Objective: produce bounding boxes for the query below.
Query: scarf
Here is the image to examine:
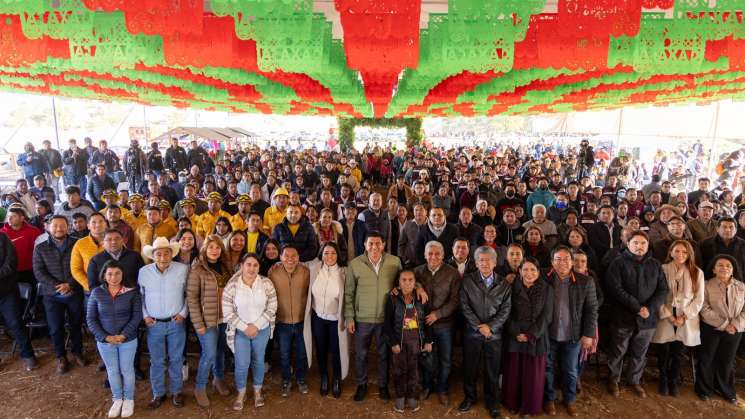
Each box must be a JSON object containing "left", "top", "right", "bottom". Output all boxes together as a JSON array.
[{"left": 428, "top": 221, "right": 445, "bottom": 238}]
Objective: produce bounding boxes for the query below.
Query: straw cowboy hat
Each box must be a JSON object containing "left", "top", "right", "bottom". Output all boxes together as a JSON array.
[{"left": 142, "top": 236, "right": 180, "bottom": 260}]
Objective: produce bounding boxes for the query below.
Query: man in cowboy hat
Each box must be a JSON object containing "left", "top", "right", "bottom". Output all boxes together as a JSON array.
[
  {"left": 195, "top": 192, "right": 231, "bottom": 238},
  {"left": 138, "top": 236, "right": 188, "bottom": 409},
  {"left": 229, "top": 194, "right": 252, "bottom": 231},
  {"left": 125, "top": 194, "right": 147, "bottom": 232},
  {"left": 133, "top": 206, "right": 178, "bottom": 263},
  {"left": 263, "top": 187, "right": 290, "bottom": 234}
]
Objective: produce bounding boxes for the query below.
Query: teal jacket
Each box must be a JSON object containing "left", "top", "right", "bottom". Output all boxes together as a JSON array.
[{"left": 344, "top": 252, "right": 402, "bottom": 324}]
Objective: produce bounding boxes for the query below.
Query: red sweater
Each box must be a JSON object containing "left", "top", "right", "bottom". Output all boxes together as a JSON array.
[{"left": 0, "top": 222, "right": 41, "bottom": 272}]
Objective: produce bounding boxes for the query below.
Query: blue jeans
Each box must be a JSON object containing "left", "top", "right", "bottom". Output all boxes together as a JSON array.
[
  {"left": 98, "top": 339, "right": 137, "bottom": 401},
  {"left": 545, "top": 339, "right": 582, "bottom": 404},
  {"left": 423, "top": 326, "right": 453, "bottom": 394},
  {"left": 275, "top": 322, "right": 308, "bottom": 382},
  {"left": 195, "top": 323, "right": 227, "bottom": 390},
  {"left": 146, "top": 320, "right": 185, "bottom": 397},
  {"left": 234, "top": 327, "right": 270, "bottom": 391}
]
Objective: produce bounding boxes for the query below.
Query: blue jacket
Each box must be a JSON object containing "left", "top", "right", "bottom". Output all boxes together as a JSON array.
[
  {"left": 86, "top": 284, "right": 143, "bottom": 343},
  {"left": 526, "top": 188, "right": 556, "bottom": 217},
  {"left": 16, "top": 151, "right": 49, "bottom": 178},
  {"left": 271, "top": 217, "right": 319, "bottom": 262}
]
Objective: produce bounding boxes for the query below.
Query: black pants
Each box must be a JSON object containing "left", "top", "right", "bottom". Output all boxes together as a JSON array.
[
  {"left": 656, "top": 341, "right": 684, "bottom": 385},
  {"left": 696, "top": 323, "right": 742, "bottom": 400},
  {"left": 311, "top": 311, "right": 341, "bottom": 380},
  {"left": 463, "top": 334, "right": 502, "bottom": 409},
  {"left": 42, "top": 293, "right": 84, "bottom": 358}
]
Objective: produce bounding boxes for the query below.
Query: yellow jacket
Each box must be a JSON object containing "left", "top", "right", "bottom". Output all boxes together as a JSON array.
[
  {"left": 195, "top": 210, "right": 231, "bottom": 238},
  {"left": 70, "top": 236, "right": 104, "bottom": 291},
  {"left": 133, "top": 222, "right": 178, "bottom": 262},
  {"left": 263, "top": 205, "right": 286, "bottom": 235},
  {"left": 163, "top": 216, "right": 178, "bottom": 232},
  {"left": 100, "top": 206, "right": 131, "bottom": 220},
  {"left": 350, "top": 167, "right": 363, "bottom": 183},
  {"left": 230, "top": 212, "right": 249, "bottom": 232},
  {"left": 125, "top": 211, "right": 147, "bottom": 232}
]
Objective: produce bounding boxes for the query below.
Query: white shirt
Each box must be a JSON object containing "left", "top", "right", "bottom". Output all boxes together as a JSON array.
[
  {"left": 312, "top": 264, "right": 341, "bottom": 321},
  {"left": 235, "top": 277, "right": 269, "bottom": 327},
  {"left": 368, "top": 256, "right": 383, "bottom": 275}
]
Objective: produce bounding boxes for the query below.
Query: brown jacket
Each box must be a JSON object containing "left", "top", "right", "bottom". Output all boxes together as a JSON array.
[
  {"left": 187, "top": 258, "right": 231, "bottom": 331},
  {"left": 413, "top": 263, "right": 462, "bottom": 328},
  {"left": 268, "top": 263, "right": 310, "bottom": 324}
]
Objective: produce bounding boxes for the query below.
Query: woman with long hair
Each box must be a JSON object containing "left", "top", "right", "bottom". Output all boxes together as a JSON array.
[
  {"left": 173, "top": 228, "right": 199, "bottom": 265},
  {"left": 651, "top": 240, "right": 705, "bottom": 397},
  {"left": 223, "top": 253, "right": 277, "bottom": 410},
  {"left": 522, "top": 226, "right": 551, "bottom": 268},
  {"left": 696, "top": 254, "right": 745, "bottom": 404},
  {"left": 226, "top": 230, "right": 248, "bottom": 271},
  {"left": 212, "top": 216, "right": 233, "bottom": 248},
  {"left": 259, "top": 239, "right": 281, "bottom": 277},
  {"left": 303, "top": 242, "right": 349, "bottom": 398},
  {"left": 503, "top": 257, "right": 554, "bottom": 417},
  {"left": 187, "top": 235, "right": 234, "bottom": 407}
]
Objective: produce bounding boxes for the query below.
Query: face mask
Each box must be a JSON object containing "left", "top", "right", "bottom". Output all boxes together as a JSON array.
[
  {"left": 506, "top": 190, "right": 515, "bottom": 197},
  {"left": 556, "top": 201, "right": 567, "bottom": 209},
  {"left": 617, "top": 191, "right": 626, "bottom": 199}
]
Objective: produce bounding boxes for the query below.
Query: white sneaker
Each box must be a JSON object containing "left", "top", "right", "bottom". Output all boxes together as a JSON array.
[
  {"left": 108, "top": 400, "right": 122, "bottom": 418},
  {"left": 182, "top": 364, "right": 189, "bottom": 381},
  {"left": 120, "top": 400, "right": 134, "bottom": 418}
]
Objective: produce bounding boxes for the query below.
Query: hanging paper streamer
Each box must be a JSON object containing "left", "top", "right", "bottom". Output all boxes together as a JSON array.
[{"left": 1, "top": 0, "right": 745, "bottom": 116}]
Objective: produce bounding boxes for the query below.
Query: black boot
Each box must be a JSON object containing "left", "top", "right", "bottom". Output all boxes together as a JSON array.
[
  {"left": 332, "top": 378, "right": 342, "bottom": 398},
  {"left": 668, "top": 379, "right": 679, "bottom": 397},
  {"left": 657, "top": 378, "right": 668, "bottom": 396},
  {"left": 353, "top": 384, "right": 367, "bottom": 402},
  {"left": 319, "top": 375, "right": 329, "bottom": 396}
]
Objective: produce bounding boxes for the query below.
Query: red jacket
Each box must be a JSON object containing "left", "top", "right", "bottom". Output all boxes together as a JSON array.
[{"left": 0, "top": 222, "right": 41, "bottom": 272}]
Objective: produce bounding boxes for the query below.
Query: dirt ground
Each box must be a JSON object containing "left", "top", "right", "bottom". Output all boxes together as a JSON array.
[{"left": 0, "top": 335, "right": 743, "bottom": 419}]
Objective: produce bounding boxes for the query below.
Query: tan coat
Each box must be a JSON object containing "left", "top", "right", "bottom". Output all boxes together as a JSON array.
[
  {"left": 187, "top": 258, "right": 230, "bottom": 331},
  {"left": 303, "top": 260, "right": 350, "bottom": 379},
  {"left": 268, "top": 262, "right": 310, "bottom": 324},
  {"left": 652, "top": 263, "right": 705, "bottom": 346}
]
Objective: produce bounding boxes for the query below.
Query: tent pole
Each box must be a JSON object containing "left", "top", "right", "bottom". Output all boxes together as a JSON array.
[
  {"left": 708, "top": 101, "right": 721, "bottom": 178},
  {"left": 616, "top": 107, "right": 623, "bottom": 153},
  {"left": 52, "top": 96, "right": 61, "bottom": 149}
]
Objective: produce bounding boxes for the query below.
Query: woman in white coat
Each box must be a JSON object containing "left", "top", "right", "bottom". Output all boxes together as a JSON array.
[
  {"left": 652, "top": 240, "right": 705, "bottom": 397},
  {"left": 303, "top": 242, "right": 349, "bottom": 398}
]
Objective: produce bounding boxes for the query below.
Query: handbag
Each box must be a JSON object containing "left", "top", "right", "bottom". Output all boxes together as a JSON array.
[{"left": 419, "top": 349, "right": 436, "bottom": 376}]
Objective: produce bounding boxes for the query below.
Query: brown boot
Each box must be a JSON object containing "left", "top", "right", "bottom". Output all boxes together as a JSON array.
[
  {"left": 566, "top": 402, "right": 578, "bottom": 417},
  {"left": 213, "top": 378, "right": 231, "bottom": 396},
  {"left": 543, "top": 400, "right": 556, "bottom": 416},
  {"left": 72, "top": 353, "right": 88, "bottom": 367},
  {"left": 194, "top": 389, "right": 210, "bottom": 407},
  {"left": 607, "top": 381, "right": 620, "bottom": 397}
]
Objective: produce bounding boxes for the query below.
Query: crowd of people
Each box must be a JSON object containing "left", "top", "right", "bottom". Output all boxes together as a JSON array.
[{"left": 0, "top": 135, "right": 744, "bottom": 418}]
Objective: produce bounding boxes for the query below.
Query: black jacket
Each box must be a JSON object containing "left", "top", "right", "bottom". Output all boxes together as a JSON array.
[
  {"left": 271, "top": 218, "right": 319, "bottom": 262},
  {"left": 165, "top": 145, "right": 188, "bottom": 172},
  {"left": 586, "top": 221, "right": 622, "bottom": 260},
  {"left": 497, "top": 223, "right": 524, "bottom": 246},
  {"left": 87, "top": 249, "right": 145, "bottom": 290},
  {"left": 446, "top": 256, "right": 478, "bottom": 278},
  {"left": 87, "top": 174, "right": 116, "bottom": 206},
  {"left": 382, "top": 292, "right": 432, "bottom": 347},
  {"left": 698, "top": 235, "right": 745, "bottom": 278},
  {"left": 414, "top": 223, "right": 459, "bottom": 266},
  {"left": 507, "top": 278, "right": 554, "bottom": 356},
  {"left": 32, "top": 235, "right": 81, "bottom": 296},
  {"left": 457, "top": 222, "right": 484, "bottom": 248},
  {"left": 62, "top": 148, "right": 89, "bottom": 177},
  {"left": 0, "top": 232, "right": 17, "bottom": 296},
  {"left": 459, "top": 271, "right": 512, "bottom": 341},
  {"left": 545, "top": 270, "right": 599, "bottom": 340},
  {"left": 604, "top": 250, "right": 668, "bottom": 330}
]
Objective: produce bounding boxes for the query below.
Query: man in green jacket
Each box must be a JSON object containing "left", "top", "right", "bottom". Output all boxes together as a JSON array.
[{"left": 344, "top": 231, "right": 402, "bottom": 402}]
